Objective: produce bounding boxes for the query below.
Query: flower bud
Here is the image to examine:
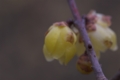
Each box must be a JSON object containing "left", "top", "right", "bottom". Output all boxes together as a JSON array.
[
  {"left": 43, "top": 22, "right": 77, "bottom": 65},
  {"left": 76, "top": 52, "right": 93, "bottom": 74}
]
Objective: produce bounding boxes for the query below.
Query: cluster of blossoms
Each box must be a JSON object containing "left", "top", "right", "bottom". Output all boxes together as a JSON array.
[{"left": 43, "top": 11, "right": 118, "bottom": 74}]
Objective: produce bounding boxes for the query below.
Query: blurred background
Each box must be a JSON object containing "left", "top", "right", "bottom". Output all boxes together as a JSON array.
[{"left": 0, "top": 0, "right": 120, "bottom": 80}]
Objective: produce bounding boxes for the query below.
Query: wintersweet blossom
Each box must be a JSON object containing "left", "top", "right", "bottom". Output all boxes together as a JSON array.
[
  {"left": 76, "top": 11, "right": 118, "bottom": 57},
  {"left": 76, "top": 11, "right": 118, "bottom": 74},
  {"left": 43, "top": 22, "right": 77, "bottom": 65},
  {"left": 43, "top": 11, "right": 118, "bottom": 74}
]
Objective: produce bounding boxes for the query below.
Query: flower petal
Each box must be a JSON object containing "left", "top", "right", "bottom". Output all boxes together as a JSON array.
[
  {"left": 75, "top": 34, "right": 85, "bottom": 56},
  {"left": 52, "top": 27, "right": 70, "bottom": 59},
  {"left": 58, "top": 44, "right": 76, "bottom": 65},
  {"left": 104, "top": 28, "right": 118, "bottom": 51},
  {"left": 43, "top": 45, "right": 54, "bottom": 61},
  {"left": 76, "top": 42, "right": 85, "bottom": 56},
  {"left": 45, "top": 26, "right": 61, "bottom": 54},
  {"left": 64, "top": 44, "right": 76, "bottom": 65},
  {"left": 88, "top": 24, "right": 110, "bottom": 52}
]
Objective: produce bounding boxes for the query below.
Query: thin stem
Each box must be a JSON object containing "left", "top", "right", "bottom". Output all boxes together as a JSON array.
[{"left": 67, "top": 0, "right": 108, "bottom": 80}]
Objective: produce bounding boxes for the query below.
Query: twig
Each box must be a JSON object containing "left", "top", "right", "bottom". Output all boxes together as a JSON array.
[
  {"left": 67, "top": 0, "right": 108, "bottom": 80},
  {"left": 111, "top": 70, "right": 120, "bottom": 80}
]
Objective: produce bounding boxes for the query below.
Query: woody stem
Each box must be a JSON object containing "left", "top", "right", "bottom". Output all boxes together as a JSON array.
[{"left": 67, "top": 0, "right": 108, "bottom": 80}]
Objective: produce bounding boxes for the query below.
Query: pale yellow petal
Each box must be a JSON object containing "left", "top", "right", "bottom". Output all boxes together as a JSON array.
[
  {"left": 88, "top": 24, "right": 110, "bottom": 52},
  {"left": 45, "top": 26, "right": 61, "bottom": 54},
  {"left": 96, "top": 14, "right": 110, "bottom": 28},
  {"left": 52, "top": 27, "right": 69, "bottom": 59},
  {"left": 58, "top": 55, "right": 65, "bottom": 65},
  {"left": 75, "top": 34, "right": 85, "bottom": 56},
  {"left": 43, "top": 45, "right": 54, "bottom": 62},
  {"left": 90, "top": 35, "right": 106, "bottom": 52},
  {"left": 64, "top": 44, "right": 76, "bottom": 65},
  {"left": 105, "top": 28, "right": 118, "bottom": 51},
  {"left": 58, "top": 27, "right": 77, "bottom": 65},
  {"left": 58, "top": 44, "right": 76, "bottom": 65},
  {"left": 76, "top": 42, "right": 85, "bottom": 56}
]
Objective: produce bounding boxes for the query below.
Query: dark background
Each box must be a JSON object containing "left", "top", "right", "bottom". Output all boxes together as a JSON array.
[{"left": 0, "top": 0, "right": 120, "bottom": 80}]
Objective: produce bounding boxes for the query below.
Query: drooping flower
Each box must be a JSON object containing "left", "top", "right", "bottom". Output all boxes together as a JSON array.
[
  {"left": 75, "top": 11, "right": 118, "bottom": 74},
  {"left": 43, "top": 11, "right": 118, "bottom": 74},
  {"left": 76, "top": 11, "right": 118, "bottom": 57},
  {"left": 43, "top": 22, "right": 77, "bottom": 65}
]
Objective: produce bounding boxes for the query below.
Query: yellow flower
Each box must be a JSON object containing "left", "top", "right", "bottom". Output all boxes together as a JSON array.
[
  {"left": 88, "top": 24, "right": 118, "bottom": 51},
  {"left": 43, "top": 22, "right": 77, "bottom": 65},
  {"left": 73, "top": 11, "right": 118, "bottom": 74},
  {"left": 88, "top": 11, "right": 118, "bottom": 51},
  {"left": 76, "top": 11, "right": 118, "bottom": 58}
]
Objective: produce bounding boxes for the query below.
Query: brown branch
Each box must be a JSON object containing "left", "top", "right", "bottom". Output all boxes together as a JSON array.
[{"left": 67, "top": 0, "right": 108, "bottom": 80}]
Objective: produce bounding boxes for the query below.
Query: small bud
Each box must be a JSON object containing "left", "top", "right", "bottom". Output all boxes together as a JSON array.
[{"left": 76, "top": 52, "right": 93, "bottom": 74}]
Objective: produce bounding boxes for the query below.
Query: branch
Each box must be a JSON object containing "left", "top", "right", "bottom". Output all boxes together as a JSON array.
[
  {"left": 111, "top": 70, "right": 120, "bottom": 80},
  {"left": 67, "top": 0, "right": 108, "bottom": 80}
]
